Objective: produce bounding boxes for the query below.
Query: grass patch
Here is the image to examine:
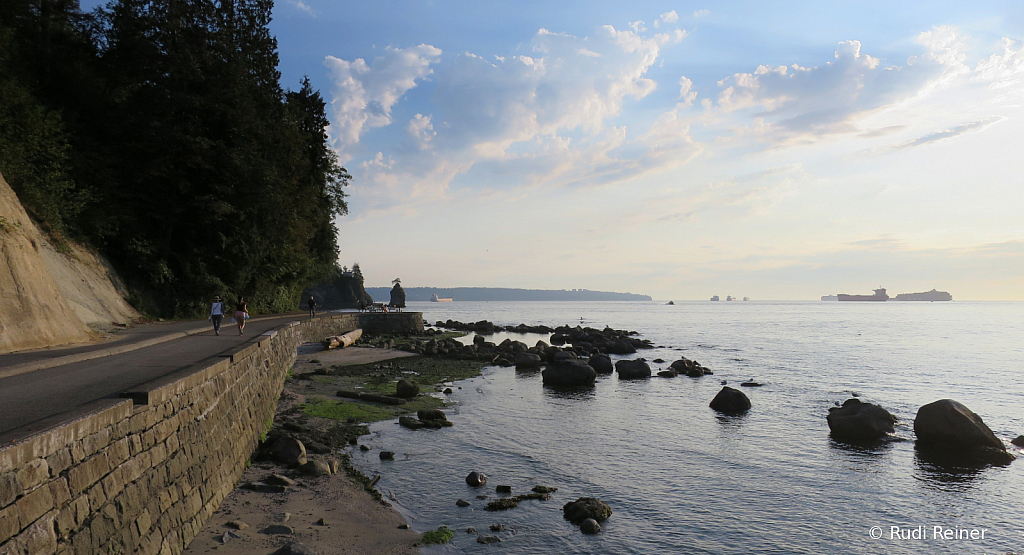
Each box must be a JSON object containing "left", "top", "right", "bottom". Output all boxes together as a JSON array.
[
  {"left": 299, "top": 395, "right": 445, "bottom": 424},
  {"left": 421, "top": 526, "right": 454, "bottom": 545}
]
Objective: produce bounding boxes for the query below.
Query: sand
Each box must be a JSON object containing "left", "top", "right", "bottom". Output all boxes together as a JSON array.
[{"left": 183, "top": 344, "right": 422, "bottom": 555}]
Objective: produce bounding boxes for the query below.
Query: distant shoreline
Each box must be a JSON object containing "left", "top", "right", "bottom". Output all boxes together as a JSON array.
[{"left": 365, "top": 286, "right": 652, "bottom": 302}]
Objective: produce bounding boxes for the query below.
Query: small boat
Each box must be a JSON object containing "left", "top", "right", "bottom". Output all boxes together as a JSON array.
[
  {"left": 710, "top": 295, "right": 720, "bottom": 301},
  {"left": 743, "top": 297, "right": 749, "bottom": 301},
  {"left": 726, "top": 296, "right": 735, "bottom": 301},
  {"left": 666, "top": 301, "right": 675, "bottom": 305},
  {"left": 430, "top": 294, "right": 453, "bottom": 302}
]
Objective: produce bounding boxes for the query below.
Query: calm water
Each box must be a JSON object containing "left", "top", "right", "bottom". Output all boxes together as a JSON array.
[{"left": 347, "top": 301, "right": 1024, "bottom": 554}]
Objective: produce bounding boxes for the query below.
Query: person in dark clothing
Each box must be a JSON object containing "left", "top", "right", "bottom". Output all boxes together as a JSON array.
[
  {"left": 234, "top": 297, "right": 248, "bottom": 335},
  {"left": 307, "top": 296, "right": 317, "bottom": 318}
]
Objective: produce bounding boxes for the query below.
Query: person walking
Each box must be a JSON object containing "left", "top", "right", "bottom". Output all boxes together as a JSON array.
[
  {"left": 234, "top": 296, "right": 249, "bottom": 335},
  {"left": 307, "top": 295, "right": 317, "bottom": 318},
  {"left": 209, "top": 296, "right": 224, "bottom": 335}
]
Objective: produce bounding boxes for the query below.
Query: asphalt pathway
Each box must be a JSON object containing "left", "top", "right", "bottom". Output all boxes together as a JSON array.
[{"left": 0, "top": 313, "right": 315, "bottom": 440}]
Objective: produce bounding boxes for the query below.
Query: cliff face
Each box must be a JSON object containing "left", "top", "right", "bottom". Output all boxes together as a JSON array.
[
  {"left": 301, "top": 274, "right": 374, "bottom": 309},
  {"left": 0, "top": 172, "right": 138, "bottom": 354}
]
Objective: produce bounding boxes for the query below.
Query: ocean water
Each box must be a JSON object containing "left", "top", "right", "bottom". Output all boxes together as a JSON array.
[{"left": 346, "top": 301, "right": 1024, "bottom": 554}]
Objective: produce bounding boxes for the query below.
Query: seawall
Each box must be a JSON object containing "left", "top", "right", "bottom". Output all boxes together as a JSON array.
[{"left": 0, "top": 312, "right": 422, "bottom": 555}]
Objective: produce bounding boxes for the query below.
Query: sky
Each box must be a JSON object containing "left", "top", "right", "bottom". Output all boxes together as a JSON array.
[{"left": 89, "top": 0, "right": 1024, "bottom": 300}]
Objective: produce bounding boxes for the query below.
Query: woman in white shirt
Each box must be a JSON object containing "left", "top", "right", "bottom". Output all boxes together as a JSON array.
[{"left": 209, "top": 296, "right": 224, "bottom": 335}]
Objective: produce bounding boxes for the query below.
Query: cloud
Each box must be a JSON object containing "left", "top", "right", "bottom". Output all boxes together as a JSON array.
[
  {"left": 653, "top": 10, "right": 678, "bottom": 28},
  {"left": 870, "top": 116, "right": 1005, "bottom": 154},
  {"left": 289, "top": 0, "right": 315, "bottom": 16},
  {"left": 693, "top": 9, "right": 710, "bottom": 18},
  {"left": 323, "top": 45, "right": 442, "bottom": 153}
]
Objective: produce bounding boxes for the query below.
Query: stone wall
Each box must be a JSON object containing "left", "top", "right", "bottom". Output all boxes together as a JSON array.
[{"left": 0, "top": 312, "right": 421, "bottom": 555}]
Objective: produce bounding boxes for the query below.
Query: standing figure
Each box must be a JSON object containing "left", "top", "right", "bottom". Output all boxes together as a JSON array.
[
  {"left": 235, "top": 296, "right": 249, "bottom": 335},
  {"left": 307, "top": 295, "right": 317, "bottom": 318},
  {"left": 209, "top": 296, "right": 224, "bottom": 335}
]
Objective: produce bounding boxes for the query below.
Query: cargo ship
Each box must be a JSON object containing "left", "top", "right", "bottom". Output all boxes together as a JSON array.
[
  {"left": 838, "top": 288, "right": 888, "bottom": 302},
  {"left": 430, "top": 294, "right": 453, "bottom": 302},
  {"left": 892, "top": 289, "right": 952, "bottom": 301},
  {"left": 710, "top": 295, "right": 720, "bottom": 301},
  {"left": 821, "top": 295, "right": 838, "bottom": 301}
]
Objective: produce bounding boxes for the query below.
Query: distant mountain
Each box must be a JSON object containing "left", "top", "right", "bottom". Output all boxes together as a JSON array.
[{"left": 363, "top": 287, "right": 652, "bottom": 302}]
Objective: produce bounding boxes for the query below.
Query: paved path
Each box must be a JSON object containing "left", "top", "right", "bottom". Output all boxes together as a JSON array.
[{"left": 0, "top": 313, "right": 317, "bottom": 440}]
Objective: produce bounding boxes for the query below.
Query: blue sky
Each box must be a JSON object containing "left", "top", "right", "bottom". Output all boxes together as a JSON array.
[{"left": 85, "top": 0, "right": 1024, "bottom": 299}]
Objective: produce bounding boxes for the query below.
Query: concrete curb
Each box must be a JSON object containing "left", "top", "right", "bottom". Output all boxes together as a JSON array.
[{"left": 0, "top": 314, "right": 304, "bottom": 380}]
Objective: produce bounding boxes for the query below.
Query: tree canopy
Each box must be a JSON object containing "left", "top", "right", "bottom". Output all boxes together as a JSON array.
[{"left": 0, "top": 0, "right": 349, "bottom": 317}]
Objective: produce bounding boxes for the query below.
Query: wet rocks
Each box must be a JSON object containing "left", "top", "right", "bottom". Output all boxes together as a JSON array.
[
  {"left": 477, "top": 535, "right": 501, "bottom": 544},
  {"left": 395, "top": 379, "right": 419, "bottom": 398},
  {"left": 270, "top": 543, "right": 317, "bottom": 555},
  {"left": 914, "top": 399, "right": 1013, "bottom": 464},
  {"left": 298, "top": 460, "right": 332, "bottom": 477},
  {"left": 1012, "top": 435, "right": 1024, "bottom": 447},
  {"left": 485, "top": 498, "right": 519, "bottom": 511},
  {"left": 670, "top": 358, "right": 712, "bottom": 377},
  {"left": 657, "top": 370, "right": 678, "bottom": 378},
  {"left": 514, "top": 352, "right": 543, "bottom": 369},
  {"left": 580, "top": 518, "right": 602, "bottom": 534},
  {"left": 541, "top": 361, "right": 597, "bottom": 387},
  {"left": 495, "top": 485, "right": 512, "bottom": 494},
  {"left": 563, "top": 497, "right": 612, "bottom": 523},
  {"left": 466, "top": 471, "right": 488, "bottom": 487},
  {"left": 268, "top": 437, "right": 307, "bottom": 466},
  {"left": 826, "top": 399, "right": 897, "bottom": 441},
  {"left": 532, "top": 485, "right": 557, "bottom": 493},
  {"left": 379, "top": 451, "right": 395, "bottom": 461},
  {"left": 456, "top": 499, "right": 471, "bottom": 507},
  {"left": 399, "top": 410, "right": 452, "bottom": 430},
  {"left": 615, "top": 359, "right": 651, "bottom": 380},
  {"left": 588, "top": 354, "right": 613, "bottom": 374},
  {"left": 709, "top": 387, "right": 751, "bottom": 414}
]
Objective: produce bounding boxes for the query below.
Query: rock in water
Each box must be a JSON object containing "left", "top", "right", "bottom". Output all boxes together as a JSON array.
[
  {"left": 456, "top": 499, "right": 471, "bottom": 507},
  {"left": 379, "top": 451, "right": 395, "bottom": 461},
  {"left": 914, "top": 399, "right": 1013, "bottom": 464},
  {"left": 541, "top": 361, "right": 597, "bottom": 387},
  {"left": 826, "top": 399, "right": 896, "bottom": 440},
  {"left": 563, "top": 497, "right": 612, "bottom": 523},
  {"left": 580, "top": 518, "right": 602, "bottom": 534},
  {"left": 588, "top": 354, "right": 613, "bottom": 374},
  {"left": 709, "top": 387, "right": 751, "bottom": 414},
  {"left": 395, "top": 379, "right": 419, "bottom": 398},
  {"left": 1012, "top": 435, "right": 1024, "bottom": 447},
  {"left": 477, "top": 535, "right": 501, "bottom": 544},
  {"left": 466, "top": 471, "right": 488, "bottom": 487},
  {"left": 615, "top": 359, "right": 652, "bottom": 380},
  {"left": 514, "top": 352, "right": 543, "bottom": 369}
]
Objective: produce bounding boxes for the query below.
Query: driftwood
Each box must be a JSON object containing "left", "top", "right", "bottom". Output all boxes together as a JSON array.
[
  {"left": 322, "top": 328, "right": 362, "bottom": 350},
  {"left": 336, "top": 390, "right": 407, "bottom": 405}
]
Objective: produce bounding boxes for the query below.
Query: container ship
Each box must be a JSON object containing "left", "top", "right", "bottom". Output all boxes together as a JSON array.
[
  {"left": 892, "top": 289, "right": 952, "bottom": 301},
  {"left": 838, "top": 288, "right": 888, "bottom": 302},
  {"left": 430, "top": 294, "right": 453, "bottom": 302}
]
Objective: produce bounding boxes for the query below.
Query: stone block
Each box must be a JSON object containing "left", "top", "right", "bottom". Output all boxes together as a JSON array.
[
  {"left": 100, "top": 466, "right": 124, "bottom": 500},
  {"left": 45, "top": 449, "right": 73, "bottom": 478},
  {"left": 14, "top": 460, "right": 49, "bottom": 493},
  {"left": 70, "top": 526, "right": 91, "bottom": 555},
  {"left": 0, "top": 503, "right": 21, "bottom": 544},
  {"left": 85, "top": 484, "right": 106, "bottom": 513},
  {"left": 21, "top": 510, "right": 58, "bottom": 555},
  {"left": 107, "top": 439, "right": 130, "bottom": 468},
  {"left": 47, "top": 478, "right": 71, "bottom": 507},
  {"left": 15, "top": 482, "right": 55, "bottom": 525},
  {"left": 67, "top": 453, "right": 109, "bottom": 496},
  {"left": 81, "top": 428, "right": 111, "bottom": 458},
  {"left": 0, "top": 473, "right": 21, "bottom": 507}
]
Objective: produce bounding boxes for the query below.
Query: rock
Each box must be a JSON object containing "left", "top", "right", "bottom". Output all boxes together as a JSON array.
[
  {"left": 466, "top": 471, "right": 488, "bottom": 487},
  {"left": 477, "top": 535, "right": 501, "bottom": 544},
  {"left": 379, "top": 451, "right": 395, "bottom": 461},
  {"left": 515, "top": 352, "right": 543, "bottom": 369},
  {"left": 225, "top": 520, "right": 249, "bottom": 530},
  {"left": 456, "top": 499, "right": 471, "bottom": 507},
  {"left": 740, "top": 381, "right": 762, "bottom": 387},
  {"left": 489, "top": 524, "right": 504, "bottom": 531},
  {"left": 395, "top": 379, "right": 419, "bottom": 398},
  {"left": 709, "top": 387, "right": 751, "bottom": 414},
  {"left": 398, "top": 524, "right": 410, "bottom": 530},
  {"left": 265, "top": 474, "right": 297, "bottom": 486},
  {"left": 242, "top": 483, "right": 288, "bottom": 493},
  {"left": 329, "top": 459, "right": 340, "bottom": 474},
  {"left": 563, "top": 497, "right": 612, "bottom": 523},
  {"left": 261, "top": 524, "right": 294, "bottom": 535},
  {"left": 399, "top": 416, "right": 426, "bottom": 429},
  {"left": 606, "top": 339, "right": 636, "bottom": 355},
  {"left": 298, "top": 460, "right": 332, "bottom": 477},
  {"left": 826, "top": 399, "right": 896, "bottom": 440},
  {"left": 218, "top": 531, "right": 240, "bottom": 544},
  {"left": 316, "top": 518, "right": 328, "bottom": 526},
  {"left": 615, "top": 359, "right": 651, "bottom": 380},
  {"left": 552, "top": 351, "right": 578, "bottom": 363},
  {"left": 580, "top": 518, "right": 601, "bottom": 534},
  {"left": 359, "top": 444, "right": 370, "bottom": 451},
  {"left": 495, "top": 485, "right": 512, "bottom": 494},
  {"left": 588, "top": 354, "right": 613, "bottom": 374},
  {"left": 532, "top": 485, "right": 557, "bottom": 493},
  {"left": 1012, "top": 435, "right": 1024, "bottom": 447},
  {"left": 657, "top": 370, "right": 677, "bottom": 378},
  {"left": 305, "top": 441, "right": 332, "bottom": 454},
  {"left": 466, "top": 527, "right": 477, "bottom": 534},
  {"left": 541, "top": 361, "right": 597, "bottom": 387},
  {"left": 417, "top": 408, "right": 448, "bottom": 422},
  {"left": 444, "top": 388, "right": 453, "bottom": 395},
  {"left": 914, "top": 399, "right": 1004, "bottom": 449},
  {"left": 485, "top": 498, "right": 518, "bottom": 511},
  {"left": 269, "top": 437, "right": 307, "bottom": 466},
  {"left": 270, "top": 542, "right": 318, "bottom": 555}
]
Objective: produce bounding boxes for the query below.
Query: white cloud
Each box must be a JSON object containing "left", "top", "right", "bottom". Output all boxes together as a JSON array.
[
  {"left": 693, "top": 9, "right": 710, "bottom": 18},
  {"left": 289, "top": 0, "right": 315, "bottom": 16},
  {"left": 870, "top": 116, "right": 1006, "bottom": 154},
  {"left": 323, "top": 45, "right": 441, "bottom": 153},
  {"left": 406, "top": 114, "right": 435, "bottom": 150},
  {"left": 654, "top": 10, "right": 678, "bottom": 28},
  {"left": 974, "top": 38, "right": 1024, "bottom": 90},
  {"left": 678, "top": 76, "right": 696, "bottom": 106}
]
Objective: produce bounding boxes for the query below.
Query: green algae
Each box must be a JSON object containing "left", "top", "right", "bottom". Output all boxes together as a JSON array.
[{"left": 421, "top": 526, "right": 454, "bottom": 544}]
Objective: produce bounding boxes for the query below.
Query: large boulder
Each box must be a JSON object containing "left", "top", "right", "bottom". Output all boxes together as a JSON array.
[
  {"left": 605, "top": 339, "right": 636, "bottom": 355},
  {"left": 827, "top": 399, "right": 897, "bottom": 441},
  {"left": 466, "top": 471, "right": 487, "bottom": 487},
  {"left": 563, "top": 497, "right": 612, "bottom": 523},
  {"left": 588, "top": 354, "right": 613, "bottom": 374},
  {"left": 514, "top": 352, "right": 543, "bottom": 369},
  {"left": 914, "top": 399, "right": 1013, "bottom": 465},
  {"left": 395, "top": 379, "right": 419, "bottom": 398},
  {"left": 389, "top": 283, "right": 406, "bottom": 308},
  {"left": 709, "top": 387, "right": 750, "bottom": 414},
  {"left": 541, "top": 361, "right": 597, "bottom": 387},
  {"left": 615, "top": 359, "right": 651, "bottom": 380},
  {"left": 269, "top": 437, "right": 307, "bottom": 466}
]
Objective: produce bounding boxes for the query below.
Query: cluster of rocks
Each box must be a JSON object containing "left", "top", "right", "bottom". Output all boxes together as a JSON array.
[
  {"left": 398, "top": 409, "right": 453, "bottom": 430},
  {"left": 539, "top": 354, "right": 715, "bottom": 388},
  {"left": 254, "top": 435, "right": 341, "bottom": 478},
  {"left": 435, "top": 320, "right": 554, "bottom": 334},
  {"left": 431, "top": 321, "right": 655, "bottom": 354},
  {"left": 826, "top": 398, "right": 1015, "bottom": 466}
]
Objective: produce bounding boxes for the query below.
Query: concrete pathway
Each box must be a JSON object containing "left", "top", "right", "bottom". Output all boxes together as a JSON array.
[{"left": 0, "top": 312, "right": 325, "bottom": 440}]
